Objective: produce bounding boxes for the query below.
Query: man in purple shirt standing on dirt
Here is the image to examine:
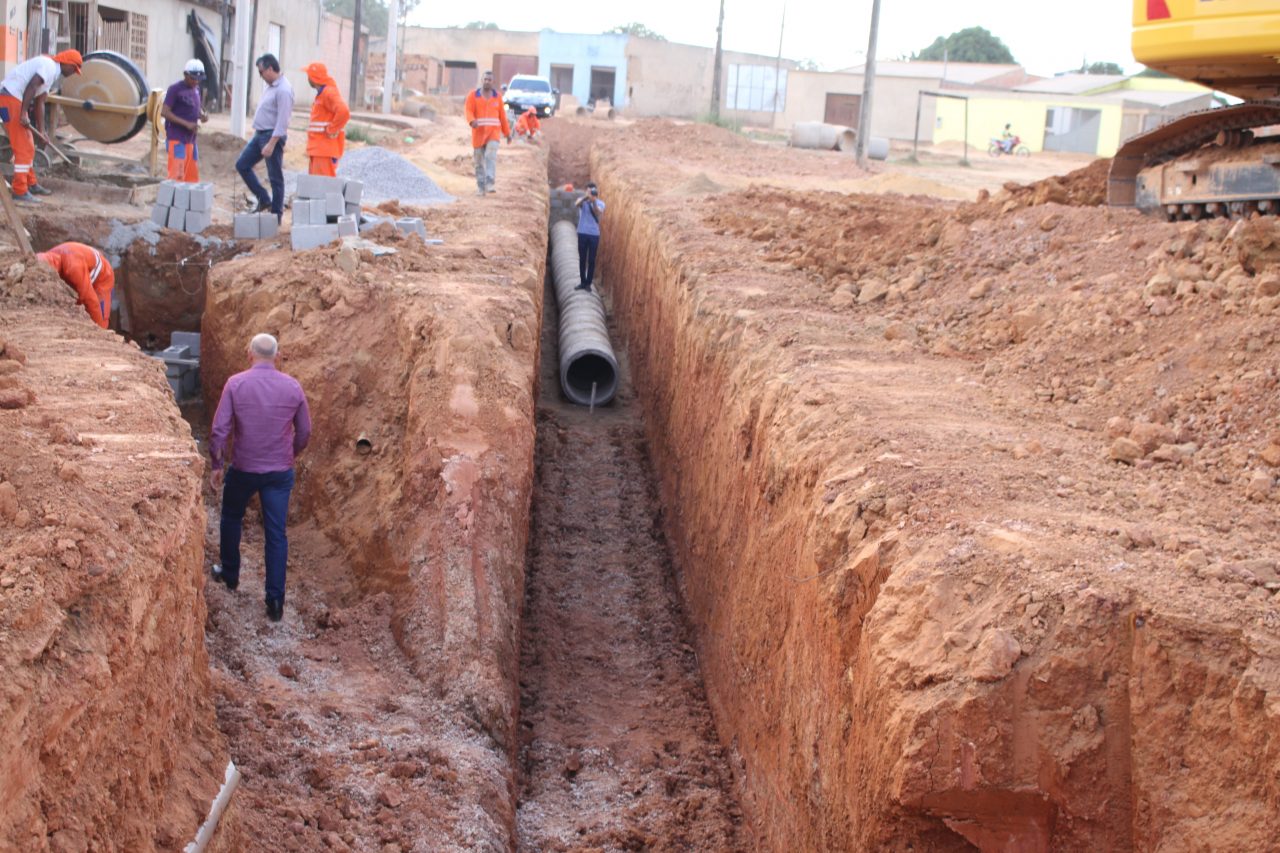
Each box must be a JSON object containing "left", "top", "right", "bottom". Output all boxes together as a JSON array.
[
  {"left": 209, "top": 333, "right": 311, "bottom": 622},
  {"left": 160, "top": 59, "right": 208, "bottom": 182}
]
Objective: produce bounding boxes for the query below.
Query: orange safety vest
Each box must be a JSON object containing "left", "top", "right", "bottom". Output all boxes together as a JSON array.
[
  {"left": 303, "top": 63, "right": 350, "bottom": 159},
  {"left": 515, "top": 111, "right": 541, "bottom": 137},
  {"left": 38, "top": 242, "right": 114, "bottom": 328},
  {"left": 464, "top": 87, "right": 510, "bottom": 148}
]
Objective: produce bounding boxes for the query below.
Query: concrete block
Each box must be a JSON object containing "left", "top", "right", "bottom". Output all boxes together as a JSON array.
[
  {"left": 156, "top": 181, "right": 176, "bottom": 206},
  {"left": 151, "top": 203, "right": 170, "bottom": 227},
  {"left": 294, "top": 174, "right": 323, "bottom": 199},
  {"left": 289, "top": 199, "right": 308, "bottom": 225},
  {"left": 324, "top": 192, "right": 345, "bottom": 217},
  {"left": 173, "top": 184, "right": 191, "bottom": 211},
  {"left": 336, "top": 215, "right": 357, "bottom": 237},
  {"left": 291, "top": 224, "right": 339, "bottom": 251},
  {"left": 171, "top": 331, "right": 201, "bottom": 357},
  {"left": 395, "top": 217, "right": 428, "bottom": 240},
  {"left": 183, "top": 210, "right": 210, "bottom": 233},
  {"left": 233, "top": 213, "right": 259, "bottom": 239},
  {"left": 308, "top": 200, "right": 327, "bottom": 225},
  {"left": 187, "top": 183, "right": 214, "bottom": 212},
  {"left": 345, "top": 201, "right": 361, "bottom": 217},
  {"left": 167, "top": 207, "right": 185, "bottom": 230},
  {"left": 343, "top": 180, "right": 363, "bottom": 204},
  {"left": 258, "top": 212, "right": 279, "bottom": 239}
]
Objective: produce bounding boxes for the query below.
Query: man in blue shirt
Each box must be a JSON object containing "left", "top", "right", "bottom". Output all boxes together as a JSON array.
[
  {"left": 574, "top": 182, "right": 605, "bottom": 292},
  {"left": 236, "top": 54, "right": 293, "bottom": 220}
]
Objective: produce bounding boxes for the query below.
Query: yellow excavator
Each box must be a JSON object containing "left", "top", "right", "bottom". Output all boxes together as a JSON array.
[{"left": 1109, "top": 0, "right": 1280, "bottom": 218}]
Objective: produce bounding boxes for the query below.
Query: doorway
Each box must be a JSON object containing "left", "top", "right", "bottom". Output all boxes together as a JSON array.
[
  {"left": 550, "top": 64, "right": 573, "bottom": 111},
  {"left": 589, "top": 67, "right": 615, "bottom": 107},
  {"left": 824, "top": 93, "right": 861, "bottom": 128}
]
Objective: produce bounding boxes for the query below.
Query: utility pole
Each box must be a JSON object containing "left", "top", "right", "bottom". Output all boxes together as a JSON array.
[
  {"left": 381, "top": 0, "right": 399, "bottom": 113},
  {"left": 349, "top": 0, "right": 363, "bottom": 106},
  {"left": 230, "top": 0, "right": 252, "bottom": 136},
  {"left": 854, "top": 0, "right": 881, "bottom": 166},
  {"left": 710, "top": 0, "right": 725, "bottom": 120},
  {"left": 771, "top": 2, "right": 786, "bottom": 126}
]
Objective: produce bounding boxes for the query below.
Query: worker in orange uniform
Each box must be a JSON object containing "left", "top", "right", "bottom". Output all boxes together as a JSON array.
[
  {"left": 0, "top": 50, "right": 83, "bottom": 203},
  {"left": 464, "top": 70, "right": 511, "bottom": 197},
  {"left": 37, "top": 242, "right": 115, "bottom": 329},
  {"left": 514, "top": 108, "right": 541, "bottom": 143},
  {"left": 303, "top": 62, "right": 350, "bottom": 177}
]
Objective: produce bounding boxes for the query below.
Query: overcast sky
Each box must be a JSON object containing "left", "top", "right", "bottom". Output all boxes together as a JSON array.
[{"left": 405, "top": 0, "right": 1140, "bottom": 77}]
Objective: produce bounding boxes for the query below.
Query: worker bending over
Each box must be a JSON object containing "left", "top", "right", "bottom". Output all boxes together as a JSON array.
[
  {"left": 161, "top": 59, "right": 209, "bottom": 182},
  {"left": 514, "top": 109, "right": 541, "bottom": 142},
  {"left": 303, "top": 62, "right": 350, "bottom": 177},
  {"left": 0, "top": 50, "right": 83, "bottom": 203},
  {"left": 38, "top": 242, "right": 114, "bottom": 328}
]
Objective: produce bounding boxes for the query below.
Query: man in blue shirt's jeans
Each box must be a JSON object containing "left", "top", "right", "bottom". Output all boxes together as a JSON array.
[
  {"left": 574, "top": 183, "right": 605, "bottom": 292},
  {"left": 236, "top": 53, "right": 293, "bottom": 220}
]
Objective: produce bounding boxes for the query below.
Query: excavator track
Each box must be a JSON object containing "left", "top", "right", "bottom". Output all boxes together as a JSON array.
[{"left": 1108, "top": 100, "right": 1280, "bottom": 218}]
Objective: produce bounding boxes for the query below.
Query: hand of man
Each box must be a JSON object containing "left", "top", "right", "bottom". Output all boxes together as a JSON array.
[
  {"left": 209, "top": 467, "right": 224, "bottom": 491},
  {"left": 200, "top": 113, "right": 209, "bottom": 124},
  {"left": 19, "top": 114, "right": 30, "bottom": 128},
  {"left": 469, "top": 120, "right": 477, "bottom": 128},
  {"left": 263, "top": 139, "right": 277, "bottom": 157}
]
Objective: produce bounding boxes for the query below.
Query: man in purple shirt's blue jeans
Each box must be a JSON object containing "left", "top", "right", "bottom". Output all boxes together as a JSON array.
[{"left": 209, "top": 333, "right": 311, "bottom": 622}]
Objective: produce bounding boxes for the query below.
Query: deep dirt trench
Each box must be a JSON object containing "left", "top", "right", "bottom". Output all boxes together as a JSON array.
[{"left": 515, "top": 259, "right": 746, "bottom": 850}]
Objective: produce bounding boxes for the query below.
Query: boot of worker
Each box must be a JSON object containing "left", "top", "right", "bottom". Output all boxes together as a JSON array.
[
  {"left": 28, "top": 183, "right": 51, "bottom": 196},
  {"left": 12, "top": 189, "right": 41, "bottom": 204}
]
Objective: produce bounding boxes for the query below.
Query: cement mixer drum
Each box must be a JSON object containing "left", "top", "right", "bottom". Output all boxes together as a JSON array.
[{"left": 59, "top": 50, "right": 149, "bottom": 144}]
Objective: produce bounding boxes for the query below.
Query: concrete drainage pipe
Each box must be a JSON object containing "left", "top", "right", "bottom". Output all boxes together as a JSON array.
[
  {"left": 549, "top": 219, "right": 619, "bottom": 406},
  {"left": 791, "top": 121, "right": 856, "bottom": 152}
]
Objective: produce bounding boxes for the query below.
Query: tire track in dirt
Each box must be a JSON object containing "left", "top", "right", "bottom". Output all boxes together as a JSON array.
[{"left": 516, "top": 271, "right": 746, "bottom": 850}]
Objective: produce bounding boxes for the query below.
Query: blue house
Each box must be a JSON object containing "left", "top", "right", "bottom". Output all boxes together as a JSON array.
[{"left": 537, "top": 31, "right": 629, "bottom": 109}]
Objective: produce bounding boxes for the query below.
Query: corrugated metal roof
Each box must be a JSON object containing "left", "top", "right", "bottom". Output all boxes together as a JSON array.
[{"left": 838, "top": 60, "right": 1023, "bottom": 84}]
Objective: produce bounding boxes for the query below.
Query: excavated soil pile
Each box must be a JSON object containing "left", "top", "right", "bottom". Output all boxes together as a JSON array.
[
  {"left": 593, "top": 123, "right": 1280, "bottom": 849},
  {"left": 0, "top": 256, "right": 235, "bottom": 850},
  {"left": 198, "top": 144, "right": 549, "bottom": 850},
  {"left": 977, "top": 157, "right": 1110, "bottom": 211}
]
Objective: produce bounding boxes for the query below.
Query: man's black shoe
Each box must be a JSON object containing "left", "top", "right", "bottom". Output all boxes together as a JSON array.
[
  {"left": 255, "top": 201, "right": 271, "bottom": 214},
  {"left": 266, "top": 598, "right": 284, "bottom": 622},
  {"left": 211, "top": 564, "right": 238, "bottom": 591}
]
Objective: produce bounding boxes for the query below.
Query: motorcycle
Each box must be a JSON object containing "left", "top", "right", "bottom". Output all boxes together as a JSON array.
[{"left": 988, "top": 135, "right": 1031, "bottom": 157}]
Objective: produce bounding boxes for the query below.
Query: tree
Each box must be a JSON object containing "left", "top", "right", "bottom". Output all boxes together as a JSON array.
[
  {"left": 462, "top": 21, "right": 499, "bottom": 29},
  {"left": 607, "top": 22, "right": 666, "bottom": 40},
  {"left": 913, "top": 27, "right": 1015, "bottom": 64},
  {"left": 796, "top": 58, "right": 820, "bottom": 72},
  {"left": 324, "top": 0, "right": 422, "bottom": 38},
  {"left": 1081, "top": 61, "right": 1124, "bottom": 75}
]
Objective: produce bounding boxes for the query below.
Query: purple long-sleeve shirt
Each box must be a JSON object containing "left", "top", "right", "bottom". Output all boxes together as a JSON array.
[{"left": 209, "top": 362, "right": 311, "bottom": 473}]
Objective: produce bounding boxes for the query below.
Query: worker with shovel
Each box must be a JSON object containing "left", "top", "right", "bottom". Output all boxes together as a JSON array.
[
  {"left": 0, "top": 49, "right": 83, "bottom": 203},
  {"left": 37, "top": 241, "right": 115, "bottom": 328}
]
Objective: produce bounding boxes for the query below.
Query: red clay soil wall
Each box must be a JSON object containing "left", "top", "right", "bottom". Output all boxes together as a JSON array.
[
  {"left": 200, "top": 154, "right": 548, "bottom": 844},
  {"left": 0, "top": 259, "right": 235, "bottom": 851},
  {"left": 592, "top": 142, "right": 1280, "bottom": 850}
]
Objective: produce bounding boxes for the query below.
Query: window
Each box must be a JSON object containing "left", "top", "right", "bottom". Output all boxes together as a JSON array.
[
  {"left": 128, "top": 12, "right": 147, "bottom": 73},
  {"left": 727, "top": 64, "right": 787, "bottom": 112},
  {"left": 268, "top": 23, "right": 282, "bottom": 64}
]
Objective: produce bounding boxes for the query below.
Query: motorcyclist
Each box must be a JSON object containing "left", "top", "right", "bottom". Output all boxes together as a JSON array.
[{"left": 1000, "top": 123, "right": 1015, "bottom": 154}]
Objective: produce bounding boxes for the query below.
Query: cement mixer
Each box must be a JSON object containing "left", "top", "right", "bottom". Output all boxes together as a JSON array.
[{"left": 0, "top": 50, "right": 163, "bottom": 174}]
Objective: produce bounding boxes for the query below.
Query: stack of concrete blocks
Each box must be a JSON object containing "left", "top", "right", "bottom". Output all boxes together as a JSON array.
[
  {"left": 231, "top": 211, "right": 281, "bottom": 240},
  {"left": 151, "top": 181, "right": 214, "bottom": 234},
  {"left": 153, "top": 331, "right": 201, "bottom": 401},
  {"left": 291, "top": 174, "right": 363, "bottom": 250},
  {"left": 395, "top": 218, "right": 428, "bottom": 240}
]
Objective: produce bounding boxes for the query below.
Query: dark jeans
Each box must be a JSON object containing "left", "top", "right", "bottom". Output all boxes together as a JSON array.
[
  {"left": 219, "top": 466, "right": 295, "bottom": 603},
  {"left": 578, "top": 233, "right": 599, "bottom": 286},
  {"left": 236, "top": 129, "right": 285, "bottom": 215}
]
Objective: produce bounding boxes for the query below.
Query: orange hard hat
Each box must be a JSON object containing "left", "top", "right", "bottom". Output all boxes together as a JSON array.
[
  {"left": 563, "top": 183, "right": 574, "bottom": 191},
  {"left": 53, "top": 49, "right": 83, "bottom": 74}
]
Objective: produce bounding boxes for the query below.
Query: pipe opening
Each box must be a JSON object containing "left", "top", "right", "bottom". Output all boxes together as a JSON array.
[
  {"left": 355, "top": 435, "right": 374, "bottom": 455},
  {"left": 563, "top": 352, "right": 617, "bottom": 406}
]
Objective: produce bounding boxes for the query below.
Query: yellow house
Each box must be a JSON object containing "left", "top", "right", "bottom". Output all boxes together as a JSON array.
[{"left": 931, "top": 73, "right": 1214, "bottom": 157}]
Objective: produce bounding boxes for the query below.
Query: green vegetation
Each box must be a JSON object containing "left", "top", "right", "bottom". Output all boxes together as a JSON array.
[
  {"left": 914, "top": 27, "right": 1015, "bottom": 64},
  {"left": 461, "top": 21, "right": 499, "bottom": 29},
  {"left": 698, "top": 112, "right": 742, "bottom": 132},
  {"left": 1081, "top": 61, "right": 1125, "bottom": 75},
  {"left": 607, "top": 23, "right": 666, "bottom": 41},
  {"left": 323, "top": 0, "right": 421, "bottom": 38}
]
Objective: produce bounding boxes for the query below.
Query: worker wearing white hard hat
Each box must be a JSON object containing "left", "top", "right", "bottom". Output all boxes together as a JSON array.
[{"left": 160, "top": 59, "right": 209, "bottom": 182}]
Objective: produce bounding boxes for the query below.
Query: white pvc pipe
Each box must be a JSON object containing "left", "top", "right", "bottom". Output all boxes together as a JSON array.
[{"left": 184, "top": 761, "right": 241, "bottom": 853}]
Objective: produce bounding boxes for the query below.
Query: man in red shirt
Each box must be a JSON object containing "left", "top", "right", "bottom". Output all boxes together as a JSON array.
[
  {"left": 464, "top": 70, "right": 511, "bottom": 196},
  {"left": 209, "top": 333, "right": 312, "bottom": 622}
]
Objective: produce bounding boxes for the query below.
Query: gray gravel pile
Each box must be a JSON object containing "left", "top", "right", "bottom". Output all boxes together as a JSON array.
[{"left": 337, "top": 147, "right": 455, "bottom": 206}]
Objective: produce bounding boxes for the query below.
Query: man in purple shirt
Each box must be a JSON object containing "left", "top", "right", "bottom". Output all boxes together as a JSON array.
[
  {"left": 209, "top": 332, "right": 311, "bottom": 622},
  {"left": 235, "top": 53, "right": 294, "bottom": 220},
  {"left": 160, "top": 59, "right": 208, "bottom": 182}
]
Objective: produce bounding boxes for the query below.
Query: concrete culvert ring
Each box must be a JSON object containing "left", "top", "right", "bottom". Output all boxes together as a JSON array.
[{"left": 561, "top": 349, "right": 618, "bottom": 406}]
